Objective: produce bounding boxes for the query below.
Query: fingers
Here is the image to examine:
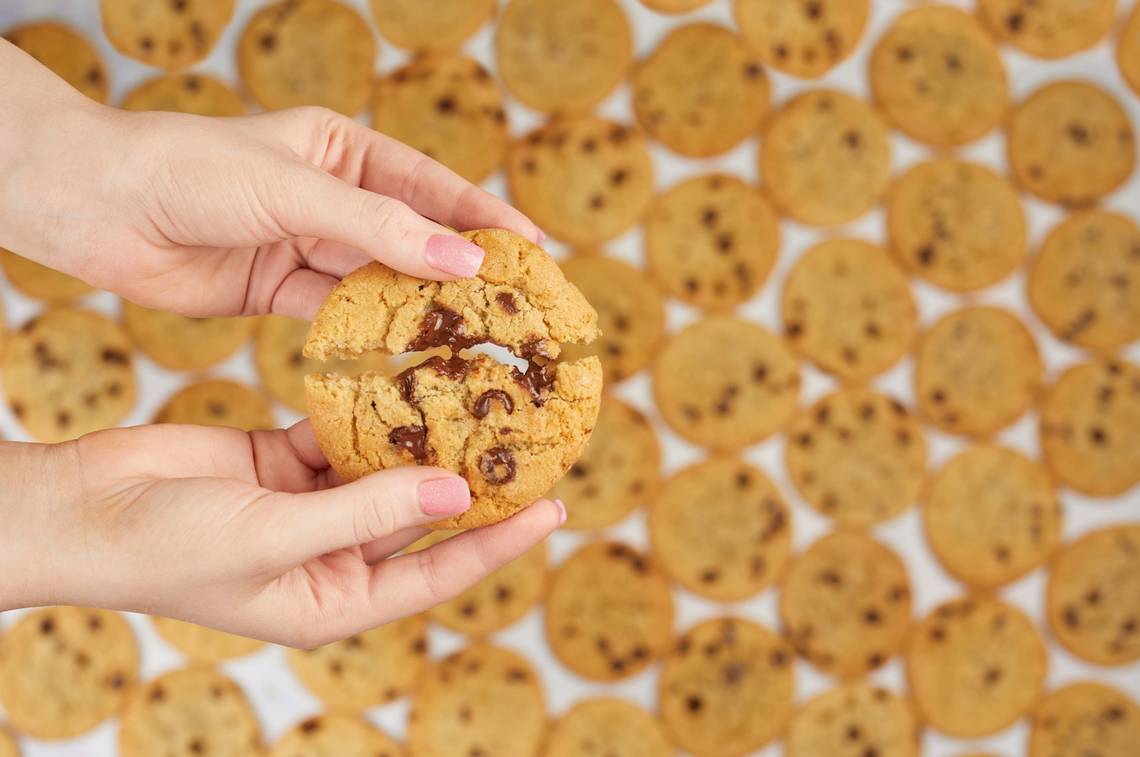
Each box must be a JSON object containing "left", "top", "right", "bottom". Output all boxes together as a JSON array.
[{"left": 361, "top": 525, "right": 430, "bottom": 565}]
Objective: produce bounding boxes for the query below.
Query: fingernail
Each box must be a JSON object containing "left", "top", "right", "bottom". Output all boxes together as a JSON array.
[
  {"left": 425, "top": 234, "right": 484, "bottom": 277},
  {"left": 418, "top": 477, "right": 472, "bottom": 517},
  {"left": 553, "top": 498, "right": 567, "bottom": 526},
  {"left": 535, "top": 227, "right": 547, "bottom": 245}
]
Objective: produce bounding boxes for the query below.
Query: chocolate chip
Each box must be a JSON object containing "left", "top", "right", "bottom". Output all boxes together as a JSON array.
[
  {"left": 1007, "top": 12, "right": 1024, "bottom": 32},
  {"left": 700, "top": 568, "right": 719, "bottom": 583},
  {"left": 589, "top": 194, "right": 605, "bottom": 210},
  {"left": 478, "top": 447, "right": 516, "bottom": 485},
  {"left": 843, "top": 131, "right": 861, "bottom": 149},
  {"left": 610, "top": 168, "right": 627, "bottom": 185},
  {"left": 139, "top": 36, "right": 154, "bottom": 52},
  {"left": 40, "top": 617, "right": 54, "bottom": 635},
  {"left": 101, "top": 348, "right": 129, "bottom": 365},
  {"left": 436, "top": 96, "right": 457, "bottom": 114},
  {"left": 686, "top": 695, "right": 703, "bottom": 712},
  {"left": 86, "top": 67, "right": 103, "bottom": 85},
  {"left": 409, "top": 307, "right": 477, "bottom": 352},
  {"left": 514, "top": 361, "right": 557, "bottom": 405},
  {"left": 258, "top": 33, "right": 275, "bottom": 51},
  {"left": 1068, "top": 123, "right": 1090, "bottom": 144},
  {"left": 473, "top": 390, "right": 514, "bottom": 419},
  {"left": 896, "top": 47, "right": 913, "bottom": 62},
  {"left": 300, "top": 718, "right": 321, "bottom": 733},
  {"left": 389, "top": 425, "right": 429, "bottom": 461}
]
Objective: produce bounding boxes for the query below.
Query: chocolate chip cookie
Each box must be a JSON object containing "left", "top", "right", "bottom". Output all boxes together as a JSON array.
[
  {"left": 121, "top": 73, "right": 247, "bottom": 116},
  {"left": 979, "top": 0, "right": 1116, "bottom": 59},
  {"left": 787, "top": 684, "right": 921, "bottom": 757},
  {"left": 4, "top": 22, "right": 108, "bottom": 102},
  {"left": 270, "top": 712, "right": 405, "bottom": 757},
  {"left": 150, "top": 617, "right": 264, "bottom": 663},
  {"left": 735, "top": 0, "right": 870, "bottom": 79},
  {"left": 0, "top": 249, "right": 92, "bottom": 303},
  {"left": 153, "top": 379, "right": 275, "bottom": 431},
  {"left": 545, "top": 699, "right": 672, "bottom": 757},
  {"left": 368, "top": 0, "right": 495, "bottom": 52},
  {"left": 1029, "top": 682, "right": 1140, "bottom": 757},
  {"left": 122, "top": 300, "right": 254, "bottom": 372},
  {"left": 101, "top": 0, "right": 234, "bottom": 70},
  {"left": 1119, "top": 2, "right": 1140, "bottom": 99}
]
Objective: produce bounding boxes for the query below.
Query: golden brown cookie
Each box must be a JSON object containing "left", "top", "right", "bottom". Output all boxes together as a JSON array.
[
  {"left": 1119, "top": 2, "right": 1140, "bottom": 98},
  {"left": 4, "top": 22, "right": 108, "bottom": 102},
  {"left": 0, "top": 249, "right": 92, "bottom": 303},
  {"left": 368, "top": 0, "right": 494, "bottom": 52},
  {"left": 150, "top": 617, "right": 264, "bottom": 663},
  {"left": 270, "top": 712, "right": 405, "bottom": 757},
  {"left": 1029, "top": 682, "right": 1140, "bottom": 757},
  {"left": 122, "top": 300, "right": 254, "bottom": 372},
  {"left": 787, "top": 684, "right": 921, "bottom": 757},
  {"left": 735, "top": 0, "right": 869, "bottom": 79},
  {"left": 121, "top": 73, "right": 247, "bottom": 116},
  {"left": 0, "top": 728, "right": 16, "bottom": 757},
  {"left": 979, "top": 0, "right": 1116, "bottom": 59},
  {"left": 644, "top": 174, "right": 780, "bottom": 311},
  {"left": 153, "top": 379, "right": 275, "bottom": 430},
  {"left": 632, "top": 24, "right": 769, "bottom": 157},
  {"left": 641, "top": 0, "right": 713, "bottom": 12},
  {"left": 1008, "top": 81, "right": 1135, "bottom": 206},
  {"left": 761, "top": 90, "right": 892, "bottom": 226},
  {"left": 546, "top": 698, "right": 672, "bottom": 757},
  {"left": 101, "top": 0, "right": 234, "bottom": 70}
]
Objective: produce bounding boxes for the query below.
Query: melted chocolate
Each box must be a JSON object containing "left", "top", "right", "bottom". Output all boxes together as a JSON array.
[
  {"left": 473, "top": 389, "right": 514, "bottom": 419},
  {"left": 478, "top": 447, "right": 516, "bottom": 484},
  {"left": 389, "top": 425, "right": 429, "bottom": 461},
  {"left": 396, "top": 355, "right": 471, "bottom": 403},
  {"left": 408, "top": 307, "right": 480, "bottom": 352},
  {"left": 514, "top": 362, "right": 557, "bottom": 406},
  {"left": 495, "top": 292, "right": 519, "bottom": 314}
]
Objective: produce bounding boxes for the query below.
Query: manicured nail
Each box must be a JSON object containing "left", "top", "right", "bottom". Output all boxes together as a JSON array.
[
  {"left": 418, "top": 477, "right": 471, "bottom": 517},
  {"left": 553, "top": 499, "right": 567, "bottom": 526},
  {"left": 425, "top": 234, "right": 484, "bottom": 277},
  {"left": 535, "top": 227, "right": 547, "bottom": 245}
]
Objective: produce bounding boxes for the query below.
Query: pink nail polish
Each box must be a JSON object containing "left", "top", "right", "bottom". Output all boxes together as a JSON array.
[
  {"left": 425, "top": 235, "right": 484, "bottom": 277},
  {"left": 418, "top": 477, "right": 472, "bottom": 517},
  {"left": 553, "top": 499, "right": 567, "bottom": 526}
]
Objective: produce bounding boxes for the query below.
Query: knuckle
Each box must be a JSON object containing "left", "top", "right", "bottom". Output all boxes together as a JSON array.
[
  {"left": 368, "top": 195, "right": 415, "bottom": 242},
  {"left": 415, "top": 548, "right": 452, "bottom": 605},
  {"left": 352, "top": 494, "right": 397, "bottom": 544}
]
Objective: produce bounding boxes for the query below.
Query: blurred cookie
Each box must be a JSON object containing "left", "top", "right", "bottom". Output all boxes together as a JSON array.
[
  {"left": 1119, "top": 2, "right": 1140, "bottom": 98},
  {"left": 1029, "top": 682, "right": 1140, "bottom": 757},
  {"left": 151, "top": 617, "right": 263, "bottom": 663},
  {"left": 121, "top": 73, "right": 247, "bottom": 116},
  {"left": 122, "top": 300, "right": 253, "bottom": 372},
  {"left": 4, "top": 21, "right": 108, "bottom": 101},
  {"left": 979, "top": 0, "right": 1115, "bottom": 59},
  {"left": 735, "top": 0, "right": 869, "bottom": 78},
  {"left": 154, "top": 379, "right": 274, "bottom": 430},
  {"left": 101, "top": 0, "right": 233, "bottom": 70},
  {"left": 761, "top": 90, "right": 891, "bottom": 226},
  {"left": 641, "top": 0, "right": 713, "bottom": 12},
  {"left": 271, "top": 712, "right": 404, "bottom": 757},
  {"left": 0, "top": 249, "right": 92, "bottom": 303},
  {"left": 0, "top": 729, "right": 15, "bottom": 757},
  {"left": 644, "top": 174, "right": 780, "bottom": 311},
  {"left": 546, "top": 698, "right": 671, "bottom": 757},
  {"left": 632, "top": 24, "right": 769, "bottom": 157},
  {"left": 368, "top": 0, "right": 494, "bottom": 52},
  {"left": 650, "top": 457, "right": 791, "bottom": 602},
  {"left": 787, "top": 684, "right": 921, "bottom": 757}
]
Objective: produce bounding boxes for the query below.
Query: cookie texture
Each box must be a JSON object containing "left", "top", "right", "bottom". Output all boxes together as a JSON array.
[
  {"left": 0, "top": 249, "right": 92, "bottom": 303},
  {"left": 786, "top": 388, "right": 926, "bottom": 528},
  {"left": 1029, "top": 682, "right": 1140, "bottom": 757},
  {"left": 659, "top": 617, "right": 795, "bottom": 757},
  {"left": 654, "top": 316, "right": 800, "bottom": 450},
  {"left": 735, "top": 0, "right": 869, "bottom": 78},
  {"left": 507, "top": 118, "right": 654, "bottom": 246},
  {"left": 650, "top": 457, "right": 791, "bottom": 602},
  {"left": 1046, "top": 526, "right": 1140, "bottom": 665},
  {"left": 368, "top": 0, "right": 494, "bottom": 52},
  {"left": 979, "top": 0, "right": 1116, "bottom": 59},
  {"left": 641, "top": 0, "right": 713, "bottom": 12},
  {"left": 887, "top": 159, "right": 1027, "bottom": 291},
  {"left": 154, "top": 379, "right": 275, "bottom": 431},
  {"left": 1119, "top": 2, "right": 1140, "bottom": 98},
  {"left": 101, "top": 0, "right": 233, "bottom": 70},
  {"left": 4, "top": 22, "right": 108, "bottom": 102},
  {"left": 906, "top": 597, "right": 1047, "bottom": 738},
  {"left": 644, "top": 174, "right": 780, "bottom": 311},
  {"left": 787, "top": 684, "right": 920, "bottom": 757},
  {"left": 0, "top": 608, "right": 138, "bottom": 740},
  {"left": 271, "top": 713, "right": 404, "bottom": 757},
  {"left": 122, "top": 300, "right": 253, "bottom": 372},
  {"left": 151, "top": 617, "right": 264, "bottom": 663},
  {"left": 546, "top": 699, "right": 672, "bottom": 757},
  {"left": 761, "top": 90, "right": 891, "bottom": 226},
  {"left": 633, "top": 24, "right": 769, "bottom": 157},
  {"left": 121, "top": 73, "right": 247, "bottom": 116},
  {"left": 1008, "top": 81, "right": 1135, "bottom": 206},
  {"left": 546, "top": 541, "right": 674, "bottom": 681}
]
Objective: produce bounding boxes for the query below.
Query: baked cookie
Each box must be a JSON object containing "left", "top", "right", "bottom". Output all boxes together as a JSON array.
[
  {"left": 0, "top": 728, "right": 16, "bottom": 757},
  {"left": 870, "top": 6, "right": 1008, "bottom": 147},
  {"left": 632, "top": 24, "right": 769, "bottom": 157},
  {"left": 546, "top": 541, "right": 674, "bottom": 681},
  {"left": 781, "top": 238, "right": 916, "bottom": 380},
  {"left": 121, "top": 73, "right": 247, "bottom": 116},
  {"left": 546, "top": 699, "right": 672, "bottom": 757},
  {"left": 979, "top": 0, "right": 1116, "bottom": 59},
  {"left": 887, "top": 159, "right": 1027, "bottom": 291},
  {"left": 786, "top": 388, "right": 926, "bottom": 528},
  {"left": 0, "top": 249, "right": 92, "bottom": 303},
  {"left": 1029, "top": 682, "right": 1140, "bottom": 757},
  {"left": 507, "top": 117, "right": 654, "bottom": 246},
  {"left": 924, "top": 445, "right": 1062, "bottom": 590},
  {"left": 1047, "top": 525, "right": 1140, "bottom": 665},
  {"left": 122, "top": 300, "right": 253, "bottom": 372},
  {"left": 654, "top": 316, "right": 800, "bottom": 450},
  {"left": 150, "top": 617, "right": 264, "bottom": 663},
  {"left": 1119, "top": 2, "right": 1140, "bottom": 98},
  {"left": 1039, "top": 359, "right": 1140, "bottom": 496},
  {"left": 407, "top": 644, "right": 546, "bottom": 757},
  {"left": 644, "top": 174, "right": 780, "bottom": 311},
  {"left": 787, "top": 684, "right": 921, "bottom": 757},
  {"left": 914, "top": 306, "right": 1043, "bottom": 437},
  {"left": 1, "top": 308, "right": 137, "bottom": 443},
  {"left": 641, "top": 0, "right": 713, "bottom": 13},
  {"left": 270, "top": 713, "right": 404, "bottom": 757},
  {"left": 1008, "top": 81, "right": 1135, "bottom": 206},
  {"left": 549, "top": 397, "right": 661, "bottom": 530},
  {"left": 559, "top": 256, "right": 665, "bottom": 382},
  {"left": 0, "top": 608, "right": 138, "bottom": 740},
  {"left": 4, "top": 22, "right": 108, "bottom": 101},
  {"left": 237, "top": 0, "right": 376, "bottom": 115},
  {"left": 154, "top": 379, "right": 275, "bottom": 431},
  {"left": 650, "top": 457, "right": 791, "bottom": 602},
  {"left": 119, "top": 667, "right": 261, "bottom": 757},
  {"left": 368, "top": 0, "right": 494, "bottom": 52},
  {"left": 101, "top": 0, "right": 233, "bottom": 70},
  {"left": 761, "top": 90, "right": 891, "bottom": 226},
  {"left": 779, "top": 532, "right": 912, "bottom": 679},
  {"left": 906, "top": 597, "right": 1047, "bottom": 738},
  {"left": 372, "top": 54, "right": 508, "bottom": 184},
  {"left": 735, "top": 0, "right": 869, "bottom": 79},
  {"left": 1028, "top": 210, "right": 1140, "bottom": 353},
  {"left": 659, "top": 617, "right": 795, "bottom": 757},
  {"left": 285, "top": 616, "right": 427, "bottom": 709}
]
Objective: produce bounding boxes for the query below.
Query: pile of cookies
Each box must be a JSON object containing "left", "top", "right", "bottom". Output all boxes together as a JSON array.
[{"left": 1, "top": 0, "right": 1139, "bottom": 755}]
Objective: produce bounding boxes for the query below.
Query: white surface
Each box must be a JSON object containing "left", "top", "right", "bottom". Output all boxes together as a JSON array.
[{"left": 0, "top": 0, "right": 1138, "bottom": 755}]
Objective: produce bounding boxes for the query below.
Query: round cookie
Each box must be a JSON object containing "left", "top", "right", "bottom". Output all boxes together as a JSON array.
[
  {"left": 495, "top": 0, "right": 631, "bottom": 114},
  {"left": 0, "top": 249, "right": 92, "bottom": 303},
  {"left": 0, "top": 607, "right": 139, "bottom": 740},
  {"left": 373, "top": 54, "right": 508, "bottom": 185},
  {"left": 632, "top": 24, "right": 769, "bottom": 157},
  {"left": 786, "top": 388, "right": 926, "bottom": 528},
  {"left": 653, "top": 316, "right": 800, "bottom": 450},
  {"left": 407, "top": 644, "right": 546, "bottom": 757},
  {"left": 286, "top": 616, "right": 427, "bottom": 708},
  {"left": 641, "top": 0, "right": 713, "bottom": 12},
  {"left": 154, "top": 379, "right": 275, "bottom": 431},
  {"left": 781, "top": 238, "right": 917, "bottom": 381},
  {"left": 119, "top": 667, "right": 261, "bottom": 757},
  {"left": 650, "top": 457, "right": 792, "bottom": 602},
  {"left": 924, "top": 445, "right": 1062, "bottom": 590},
  {"left": 368, "top": 0, "right": 494, "bottom": 52},
  {"left": 734, "top": 0, "right": 869, "bottom": 79},
  {"left": 887, "top": 159, "right": 1027, "bottom": 292},
  {"left": 3, "top": 22, "right": 108, "bottom": 102},
  {"left": 659, "top": 617, "right": 795, "bottom": 757},
  {"left": 906, "top": 597, "right": 1047, "bottom": 738},
  {"left": 545, "top": 541, "right": 674, "bottom": 681},
  {"left": 506, "top": 117, "right": 654, "bottom": 246},
  {"left": 237, "top": 0, "right": 376, "bottom": 115},
  {"left": 870, "top": 6, "right": 1008, "bottom": 147},
  {"left": 150, "top": 617, "right": 264, "bottom": 663},
  {"left": 0, "top": 728, "right": 15, "bottom": 757},
  {"left": 780, "top": 532, "right": 912, "bottom": 679},
  {"left": 271, "top": 712, "right": 404, "bottom": 757},
  {"left": 1119, "top": 2, "right": 1140, "bottom": 99},
  {"left": 1, "top": 308, "right": 136, "bottom": 443},
  {"left": 787, "top": 684, "right": 921, "bottom": 757},
  {"left": 1008, "top": 81, "right": 1135, "bottom": 206},
  {"left": 1029, "top": 682, "right": 1140, "bottom": 757},
  {"left": 1028, "top": 210, "right": 1140, "bottom": 353},
  {"left": 549, "top": 397, "right": 661, "bottom": 530},
  {"left": 979, "top": 0, "right": 1116, "bottom": 59},
  {"left": 546, "top": 699, "right": 672, "bottom": 757},
  {"left": 122, "top": 300, "right": 253, "bottom": 372},
  {"left": 101, "top": 0, "right": 233, "bottom": 70},
  {"left": 644, "top": 174, "right": 780, "bottom": 311},
  {"left": 121, "top": 73, "right": 247, "bottom": 116},
  {"left": 914, "top": 306, "right": 1044, "bottom": 437},
  {"left": 559, "top": 256, "right": 665, "bottom": 383},
  {"left": 1047, "top": 525, "right": 1140, "bottom": 665},
  {"left": 761, "top": 90, "right": 892, "bottom": 226}
]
